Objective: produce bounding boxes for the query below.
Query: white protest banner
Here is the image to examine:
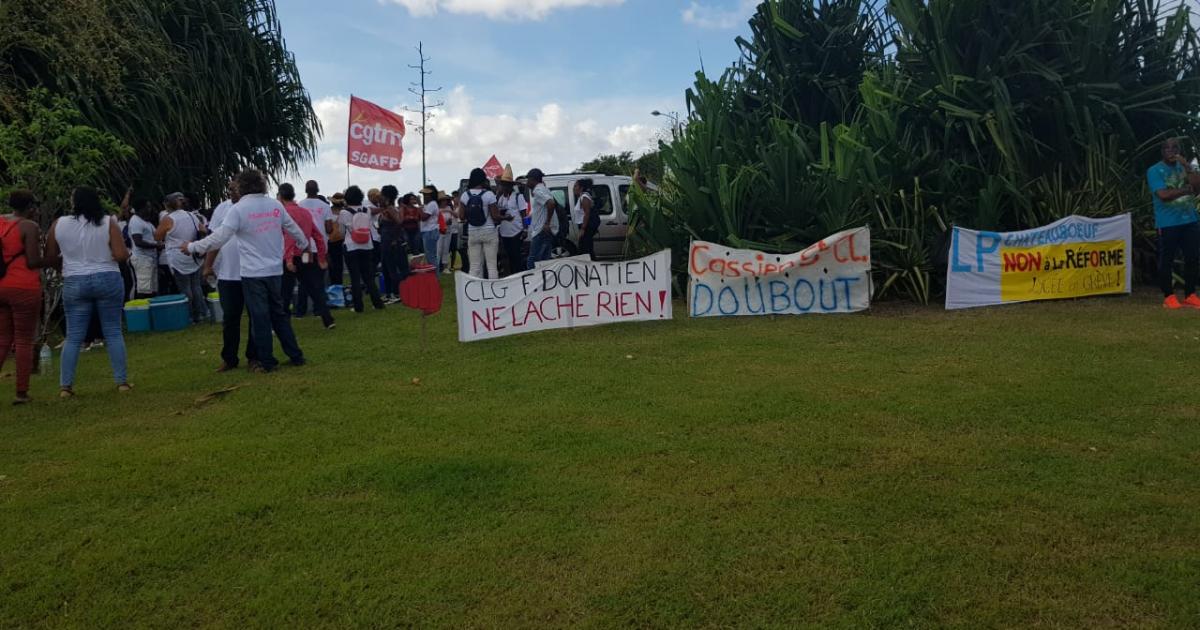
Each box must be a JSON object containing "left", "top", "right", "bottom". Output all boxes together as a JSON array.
[
  {"left": 455, "top": 251, "right": 673, "bottom": 342},
  {"left": 688, "top": 228, "right": 871, "bottom": 317},
  {"left": 945, "top": 214, "right": 1132, "bottom": 310}
]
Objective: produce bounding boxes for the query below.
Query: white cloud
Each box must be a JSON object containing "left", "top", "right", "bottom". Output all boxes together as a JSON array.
[
  {"left": 381, "top": 0, "right": 624, "bottom": 20},
  {"left": 290, "top": 88, "right": 668, "bottom": 195},
  {"left": 682, "top": 0, "right": 757, "bottom": 29}
]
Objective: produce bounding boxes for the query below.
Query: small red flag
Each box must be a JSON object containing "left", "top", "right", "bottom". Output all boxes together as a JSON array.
[{"left": 482, "top": 155, "right": 504, "bottom": 179}]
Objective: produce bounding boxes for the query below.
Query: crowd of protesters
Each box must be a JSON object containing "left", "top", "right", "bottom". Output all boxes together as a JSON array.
[{"left": 0, "top": 162, "right": 583, "bottom": 405}]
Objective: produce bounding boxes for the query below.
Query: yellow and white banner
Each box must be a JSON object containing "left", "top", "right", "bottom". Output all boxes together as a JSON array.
[{"left": 946, "top": 214, "right": 1131, "bottom": 310}]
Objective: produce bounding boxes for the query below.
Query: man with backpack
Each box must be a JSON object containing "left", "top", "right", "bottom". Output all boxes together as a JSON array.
[{"left": 459, "top": 168, "right": 502, "bottom": 278}]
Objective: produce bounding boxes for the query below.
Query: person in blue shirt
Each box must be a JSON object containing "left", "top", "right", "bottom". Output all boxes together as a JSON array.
[{"left": 1147, "top": 138, "right": 1200, "bottom": 309}]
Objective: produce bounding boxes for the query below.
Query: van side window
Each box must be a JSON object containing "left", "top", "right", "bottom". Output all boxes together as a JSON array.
[
  {"left": 550, "top": 187, "right": 568, "bottom": 209},
  {"left": 590, "top": 184, "right": 614, "bottom": 217}
]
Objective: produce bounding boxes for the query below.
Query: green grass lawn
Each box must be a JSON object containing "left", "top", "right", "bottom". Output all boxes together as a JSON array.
[{"left": 2, "top": 285, "right": 1199, "bottom": 627}]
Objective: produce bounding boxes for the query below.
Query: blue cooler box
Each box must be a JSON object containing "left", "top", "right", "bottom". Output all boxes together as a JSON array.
[
  {"left": 124, "top": 300, "right": 151, "bottom": 333},
  {"left": 150, "top": 295, "right": 190, "bottom": 332}
]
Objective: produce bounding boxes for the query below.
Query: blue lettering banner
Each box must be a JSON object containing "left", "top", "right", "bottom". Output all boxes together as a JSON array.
[{"left": 688, "top": 228, "right": 872, "bottom": 317}]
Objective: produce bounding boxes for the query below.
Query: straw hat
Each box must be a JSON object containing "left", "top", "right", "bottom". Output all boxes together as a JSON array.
[{"left": 498, "top": 164, "right": 516, "bottom": 184}]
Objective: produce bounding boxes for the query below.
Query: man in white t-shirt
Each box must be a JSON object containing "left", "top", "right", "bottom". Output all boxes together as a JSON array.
[
  {"left": 201, "top": 180, "right": 258, "bottom": 372},
  {"left": 295, "top": 180, "right": 334, "bottom": 316},
  {"left": 419, "top": 185, "right": 443, "bottom": 271},
  {"left": 525, "top": 168, "right": 559, "bottom": 269},
  {"left": 184, "top": 169, "right": 308, "bottom": 373}
]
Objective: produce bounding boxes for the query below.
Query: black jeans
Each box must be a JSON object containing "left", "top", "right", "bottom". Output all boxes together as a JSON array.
[
  {"left": 1158, "top": 222, "right": 1200, "bottom": 296},
  {"left": 217, "top": 279, "right": 258, "bottom": 368},
  {"left": 241, "top": 276, "right": 304, "bottom": 371},
  {"left": 282, "top": 259, "right": 334, "bottom": 327},
  {"left": 380, "top": 234, "right": 410, "bottom": 296},
  {"left": 345, "top": 249, "right": 384, "bottom": 312},
  {"left": 448, "top": 233, "right": 461, "bottom": 270},
  {"left": 501, "top": 235, "right": 524, "bottom": 276},
  {"left": 579, "top": 224, "right": 598, "bottom": 260},
  {"left": 405, "top": 228, "right": 422, "bottom": 254},
  {"left": 327, "top": 241, "right": 345, "bottom": 287},
  {"left": 459, "top": 227, "right": 469, "bottom": 274}
]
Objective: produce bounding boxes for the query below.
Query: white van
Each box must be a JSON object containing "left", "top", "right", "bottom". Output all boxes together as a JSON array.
[{"left": 539, "top": 173, "right": 637, "bottom": 260}]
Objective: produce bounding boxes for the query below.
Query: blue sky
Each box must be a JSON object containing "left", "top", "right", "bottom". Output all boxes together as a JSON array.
[{"left": 276, "top": 0, "right": 755, "bottom": 193}]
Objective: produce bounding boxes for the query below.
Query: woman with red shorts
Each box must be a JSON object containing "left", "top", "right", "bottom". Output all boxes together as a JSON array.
[{"left": 0, "top": 190, "right": 46, "bottom": 405}]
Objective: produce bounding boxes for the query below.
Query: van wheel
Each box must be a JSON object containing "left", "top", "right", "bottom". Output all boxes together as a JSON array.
[{"left": 551, "top": 241, "right": 578, "bottom": 259}]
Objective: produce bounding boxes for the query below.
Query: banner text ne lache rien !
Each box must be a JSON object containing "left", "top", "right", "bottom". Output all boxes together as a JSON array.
[{"left": 455, "top": 251, "right": 673, "bottom": 342}]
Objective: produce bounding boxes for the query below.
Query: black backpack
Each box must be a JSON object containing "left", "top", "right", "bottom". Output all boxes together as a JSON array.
[{"left": 465, "top": 191, "right": 487, "bottom": 227}]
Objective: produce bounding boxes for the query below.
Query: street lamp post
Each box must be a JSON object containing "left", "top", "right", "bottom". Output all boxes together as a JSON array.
[{"left": 651, "top": 110, "right": 681, "bottom": 129}]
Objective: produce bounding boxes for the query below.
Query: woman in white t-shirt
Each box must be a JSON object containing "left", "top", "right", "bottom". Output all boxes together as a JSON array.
[
  {"left": 436, "top": 192, "right": 457, "bottom": 273},
  {"left": 496, "top": 173, "right": 527, "bottom": 275},
  {"left": 418, "top": 185, "right": 443, "bottom": 271},
  {"left": 155, "top": 193, "right": 209, "bottom": 323},
  {"left": 44, "top": 187, "right": 132, "bottom": 397},
  {"left": 336, "top": 186, "right": 385, "bottom": 313},
  {"left": 458, "top": 168, "right": 503, "bottom": 279}
]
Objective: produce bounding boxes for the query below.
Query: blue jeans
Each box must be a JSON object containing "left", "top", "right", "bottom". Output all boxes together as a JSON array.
[
  {"left": 528, "top": 231, "right": 554, "bottom": 269},
  {"left": 61, "top": 271, "right": 128, "bottom": 388},
  {"left": 422, "top": 230, "right": 440, "bottom": 271},
  {"left": 241, "top": 276, "right": 304, "bottom": 371},
  {"left": 173, "top": 268, "right": 210, "bottom": 323}
]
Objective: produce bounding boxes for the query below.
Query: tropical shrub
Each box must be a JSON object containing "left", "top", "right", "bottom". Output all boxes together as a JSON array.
[{"left": 633, "top": 0, "right": 1200, "bottom": 303}]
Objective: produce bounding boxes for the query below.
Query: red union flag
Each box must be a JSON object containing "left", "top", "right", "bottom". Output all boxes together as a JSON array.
[
  {"left": 347, "top": 95, "right": 406, "bottom": 171},
  {"left": 482, "top": 155, "right": 503, "bottom": 179}
]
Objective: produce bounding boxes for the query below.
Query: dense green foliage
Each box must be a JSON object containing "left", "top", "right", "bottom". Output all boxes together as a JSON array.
[
  {"left": 0, "top": 0, "right": 319, "bottom": 202},
  {"left": 0, "top": 90, "right": 136, "bottom": 339},
  {"left": 633, "top": 0, "right": 1200, "bottom": 302},
  {"left": 0, "top": 90, "right": 134, "bottom": 223},
  {"left": 579, "top": 150, "right": 664, "bottom": 182}
]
